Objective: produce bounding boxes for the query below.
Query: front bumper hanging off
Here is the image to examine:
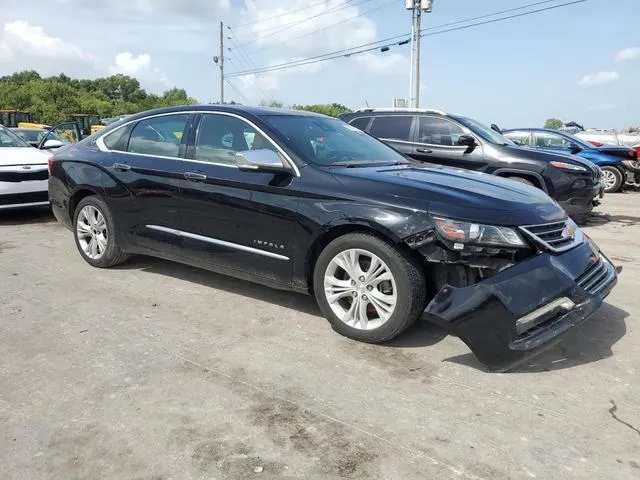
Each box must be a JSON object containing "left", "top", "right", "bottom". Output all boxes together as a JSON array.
[{"left": 423, "top": 240, "right": 619, "bottom": 371}]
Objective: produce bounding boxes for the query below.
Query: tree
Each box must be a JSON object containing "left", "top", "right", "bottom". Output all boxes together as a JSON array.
[
  {"left": 292, "top": 103, "right": 352, "bottom": 117},
  {"left": 544, "top": 118, "right": 563, "bottom": 129},
  {"left": 0, "top": 70, "right": 198, "bottom": 125}
]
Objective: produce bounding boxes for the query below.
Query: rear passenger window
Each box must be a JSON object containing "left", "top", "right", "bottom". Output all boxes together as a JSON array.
[
  {"left": 369, "top": 116, "right": 412, "bottom": 141},
  {"left": 349, "top": 116, "right": 371, "bottom": 131},
  {"left": 418, "top": 116, "right": 465, "bottom": 146},
  {"left": 127, "top": 114, "right": 189, "bottom": 157},
  {"left": 103, "top": 127, "right": 128, "bottom": 150},
  {"left": 503, "top": 131, "right": 530, "bottom": 146}
]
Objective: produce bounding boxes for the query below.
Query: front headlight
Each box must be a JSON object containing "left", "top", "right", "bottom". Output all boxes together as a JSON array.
[
  {"left": 550, "top": 161, "right": 587, "bottom": 172},
  {"left": 433, "top": 217, "right": 527, "bottom": 248}
]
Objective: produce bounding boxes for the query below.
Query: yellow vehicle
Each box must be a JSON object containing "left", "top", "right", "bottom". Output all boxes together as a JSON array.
[
  {"left": 70, "top": 114, "right": 101, "bottom": 137},
  {"left": 91, "top": 124, "right": 106, "bottom": 135},
  {"left": 17, "top": 122, "right": 52, "bottom": 129},
  {"left": 0, "top": 110, "right": 34, "bottom": 128}
]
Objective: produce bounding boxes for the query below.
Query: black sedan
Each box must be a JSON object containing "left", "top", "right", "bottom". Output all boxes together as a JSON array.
[{"left": 48, "top": 105, "right": 619, "bottom": 371}]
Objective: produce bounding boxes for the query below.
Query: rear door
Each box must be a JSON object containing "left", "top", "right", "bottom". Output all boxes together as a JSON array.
[
  {"left": 99, "top": 112, "right": 193, "bottom": 255},
  {"left": 367, "top": 115, "right": 416, "bottom": 156},
  {"left": 410, "top": 115, "right": 486, "bottom": 170}
]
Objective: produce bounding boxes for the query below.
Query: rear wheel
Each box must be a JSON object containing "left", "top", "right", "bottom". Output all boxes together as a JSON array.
[
  {"left": 601, "top": 166, "right": 623, "bottom": 193},
  {"left": 73, "top": 196, "right": 129, "bottom": 268},
  {"left": 313, "top": 233, "right": 426, "bottom": 343}
]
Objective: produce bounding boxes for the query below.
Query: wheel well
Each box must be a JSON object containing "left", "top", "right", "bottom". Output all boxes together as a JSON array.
[
  {"left": 304, "top": 225, "right": 430, "bottom": 294},
  {"left": 498, "top": 172, "right": 542, "bottom": 190},
  {"left": 68, "top": 189, "right": 96, "bottom": 221}
]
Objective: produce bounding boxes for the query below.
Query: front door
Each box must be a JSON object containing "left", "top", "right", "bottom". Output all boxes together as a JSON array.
[
  {"left": 410, "top": 115, "right": 486, "bottom": 170},
  {"left": 100, "top": 112, "right": 192, "bottom": 256},
  {"left": 177, "top": 112, "right": 297, "bottom": 286}
]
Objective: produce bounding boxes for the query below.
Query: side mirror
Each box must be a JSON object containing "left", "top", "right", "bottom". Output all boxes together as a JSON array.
[
  {"left": 567, "top": 143, "right": 582, "bottom": 154},
  {"left": 490, "top": 123, "right": 502, "bottom": 134},
  {"left": 457, "top": 135, "right": 476, "bottom": 147},
  {"left": 42, "top": 139, "right": 64, "bottom": 149},
  {"left": 236, "top": 148, "right": 289, "bottom": 174}
]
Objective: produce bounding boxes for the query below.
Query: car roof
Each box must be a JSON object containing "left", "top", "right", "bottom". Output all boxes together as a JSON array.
[
  {"left": 119, "top": 104, "right": 328, "bottom": 122},
  {"left": 10, "top": 128, "right": 44, "bottom": 132},
  {"left": 503, "top": 128, "right": 571, "bottom": 134}
]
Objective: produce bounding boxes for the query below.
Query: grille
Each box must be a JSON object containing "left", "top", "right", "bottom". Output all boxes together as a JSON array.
[
  {"left": 519, "top": 219, "right": 581, "bottom": 252},
  {"left": 576, "top": 255, "right": 614, "bottom": 295}
]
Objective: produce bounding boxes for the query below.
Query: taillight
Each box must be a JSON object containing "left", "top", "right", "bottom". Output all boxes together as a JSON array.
[{"left": 47, "top": 156, "right": 54, "bottom": 175}]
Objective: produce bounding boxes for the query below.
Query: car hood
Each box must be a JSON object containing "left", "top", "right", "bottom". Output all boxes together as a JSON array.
[
  {"left": 332, "top": 163, "right": 566, "bottom": 226},
  {"left": 0, "top": 147, "right": 50, "bottom": 166},
  {"left": 501, "top": 145, "right": 593, "bottom": 166},
  {"left": 595, "top": 144, "right": 636, "bottom": 159}
]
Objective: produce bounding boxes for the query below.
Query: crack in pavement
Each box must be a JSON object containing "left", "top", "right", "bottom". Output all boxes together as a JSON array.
[{"left": 608, "top": 400, "right": 640, "bottom": 437}]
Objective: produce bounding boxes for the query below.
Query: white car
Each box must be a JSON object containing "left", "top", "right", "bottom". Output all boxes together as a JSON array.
[{"left": 0, "top": 124, "right": 52, "bottom": 210}]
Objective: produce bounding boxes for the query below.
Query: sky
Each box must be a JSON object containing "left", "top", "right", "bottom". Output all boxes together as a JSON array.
[{"left": 1, "top": 0, "right": 639, "bottom": 128}]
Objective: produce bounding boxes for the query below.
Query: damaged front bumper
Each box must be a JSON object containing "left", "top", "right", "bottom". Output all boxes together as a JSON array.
[{"left": 423, "top": 239, "right": 618, "bottom": 371}]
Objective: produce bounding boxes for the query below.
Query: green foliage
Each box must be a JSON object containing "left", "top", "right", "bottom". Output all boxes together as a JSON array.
[
  {"left": 292, "top": 103, "right": 352, "bottom": 117},
  {"left": 0, "top": 70, "right": 197, "bottom": 125},
  {"left": 544, "top": 118, "right": 563, "bottom": 129},
  {"left": 259, "top": 100, "right": 284, "bottom": 108}
]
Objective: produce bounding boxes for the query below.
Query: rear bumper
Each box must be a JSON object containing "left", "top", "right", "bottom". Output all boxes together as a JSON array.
[{"left": 423, "top": 240, "right": 618, "bottom": 371}]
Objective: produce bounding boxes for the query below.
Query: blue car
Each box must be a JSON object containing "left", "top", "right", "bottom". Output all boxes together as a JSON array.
[{"left": 502, "top": 128, "right": 637, "bottom": 193}]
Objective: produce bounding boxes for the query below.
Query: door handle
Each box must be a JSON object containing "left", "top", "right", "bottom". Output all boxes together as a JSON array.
[
  {"left": 113, "top": 162, "right": 131, "bottom": 171},
  {"left": 184, "top": 171, "right": 207, "bottom": 181},
  {"left": 416, "top": 148, "right": 432, "bottom": 154}
]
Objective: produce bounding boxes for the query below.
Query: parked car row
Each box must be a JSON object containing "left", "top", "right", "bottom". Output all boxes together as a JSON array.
[
  {"left": 500, "top": 127, "right": 640, "bottom": 191},
  {"left": 42, "top": 105, "right": 619, "bottom": 371},
  {"left": 339, "top": 108, "right": 605, "bottom": 216}
]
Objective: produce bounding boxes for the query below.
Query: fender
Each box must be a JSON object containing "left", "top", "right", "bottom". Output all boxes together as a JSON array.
[
  {"left": 491, "top": 168, "right": 548, "bottom": 192},
  {"left": 293, "top": 200, "right": 435, "bottom": 290}
]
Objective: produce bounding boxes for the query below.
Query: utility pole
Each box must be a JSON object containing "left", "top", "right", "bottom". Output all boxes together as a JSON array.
[
  {"left": 213, "top": 21, "right": 224, "bottom": 104},
  {"left": 406, "top": 1, "right": 433, "bottom": 108}
]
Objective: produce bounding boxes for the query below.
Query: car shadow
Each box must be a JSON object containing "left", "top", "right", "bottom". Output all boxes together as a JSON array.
[
  {"left": 114, "top": 255, "right": 321, "bottom": 317},
  {"left": 576, "top": 211, "right": 640, "bottom": 228},
  {"left": 0, "top": 206, "right": 55, "bottom": 226},
  {"left": 444, "top": 302, "right": 629, "bottom": 373},
  {"left": 382, "top": 319, "right": 449, "bottom": 348}
]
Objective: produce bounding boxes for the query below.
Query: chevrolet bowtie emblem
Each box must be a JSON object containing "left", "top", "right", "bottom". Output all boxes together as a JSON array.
[{"left": 562, "top": 224, "right": 575, "bottom": 240}]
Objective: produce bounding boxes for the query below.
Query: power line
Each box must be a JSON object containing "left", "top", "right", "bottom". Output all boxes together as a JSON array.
[
  {"left": 227, "top": 31, "right": 277, "bottom": 102},
  {"left": 224, "top": 79, "right": 251, "bottom": 104},
  {"left": 238, "top": 0, "right": 374, "bottom": 45},
  {"left": 232, "top": 0, "right": 338, "bottom": 29},
  {"left": 226, "top": 0, "right": 586, "bottom": 78},
  {"left": 245, "top": 0, "right": 396, "bottom": 56},
  {"left": 225, "top": 57, "right": 269, "bottom": 104}
]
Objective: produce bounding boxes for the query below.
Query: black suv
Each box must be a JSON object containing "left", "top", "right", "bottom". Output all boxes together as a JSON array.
[
  {"left": 339, "top": 108, "right": 603, "bottom": 216},
  {"left": 49, "top": 105, "right": 618, "bottom": 371}
]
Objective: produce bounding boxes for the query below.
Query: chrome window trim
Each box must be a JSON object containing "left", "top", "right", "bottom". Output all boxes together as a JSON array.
[
  {"left": 146, "top": 225, "right": 290, "bottom": 261},
  {"left": 96, "top": 110, "right": 300, "bottom": 177}
]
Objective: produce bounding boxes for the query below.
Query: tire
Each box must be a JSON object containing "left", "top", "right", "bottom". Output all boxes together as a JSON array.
[
  {"left": 313, "top": 233, "right": 426, "bottom": 344},
  {"left": 73, "top": 196, "right": 129, "bottom": 268},
  {"left": 507, "top": 176, "right": 536, "bottom": 187},
  {"left": 601, "top": 166, "right": 623, "bottom": 193}
]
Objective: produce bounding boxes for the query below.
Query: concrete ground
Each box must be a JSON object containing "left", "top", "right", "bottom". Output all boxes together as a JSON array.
[{"left": 1, "top": 193, "right": 639, "bottom": 480}]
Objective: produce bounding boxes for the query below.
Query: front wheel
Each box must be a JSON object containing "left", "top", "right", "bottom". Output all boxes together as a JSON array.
[
  {"left": 73, "top": 196, "right": 129, "bottom": 268},
  {"left": 313, "top": 233, "right": 426, "bottom": 343},
  {"left": 601, "top": 166, "right": 623, "bottom": 193}
]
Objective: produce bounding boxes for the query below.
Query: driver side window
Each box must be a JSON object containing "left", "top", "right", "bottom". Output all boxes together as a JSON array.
[
  {"left": 194, "top": 114, "right": 276, "bottom": 166},
  {"left": 535, "top": 132, "right": 572, "bottom": 150}
]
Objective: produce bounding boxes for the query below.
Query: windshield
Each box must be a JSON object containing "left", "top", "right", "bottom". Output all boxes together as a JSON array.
[
  {"left": 0, "top": 126, "right": 31, "bottom": 148},
  {"left": 452, "top": 115, "right": 516, "bottom": 146},
  {"left": 260, "top": 115, "right": 409, "bottom": 166}
]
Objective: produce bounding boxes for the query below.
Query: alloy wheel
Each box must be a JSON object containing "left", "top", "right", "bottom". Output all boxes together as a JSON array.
[
  {"left": 601, "top": 169, "right": 618, "bottom": 191},
  {"left": 323, "top": 248, "right": 397, "bottom": 330},
  {"left": 76, "top": 205, "right": 108, "bottom": 260}
]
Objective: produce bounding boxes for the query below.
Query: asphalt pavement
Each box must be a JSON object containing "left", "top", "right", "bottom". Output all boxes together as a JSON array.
[{"left": 1, "top": 193, "right": 639, "bottom": 480}]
